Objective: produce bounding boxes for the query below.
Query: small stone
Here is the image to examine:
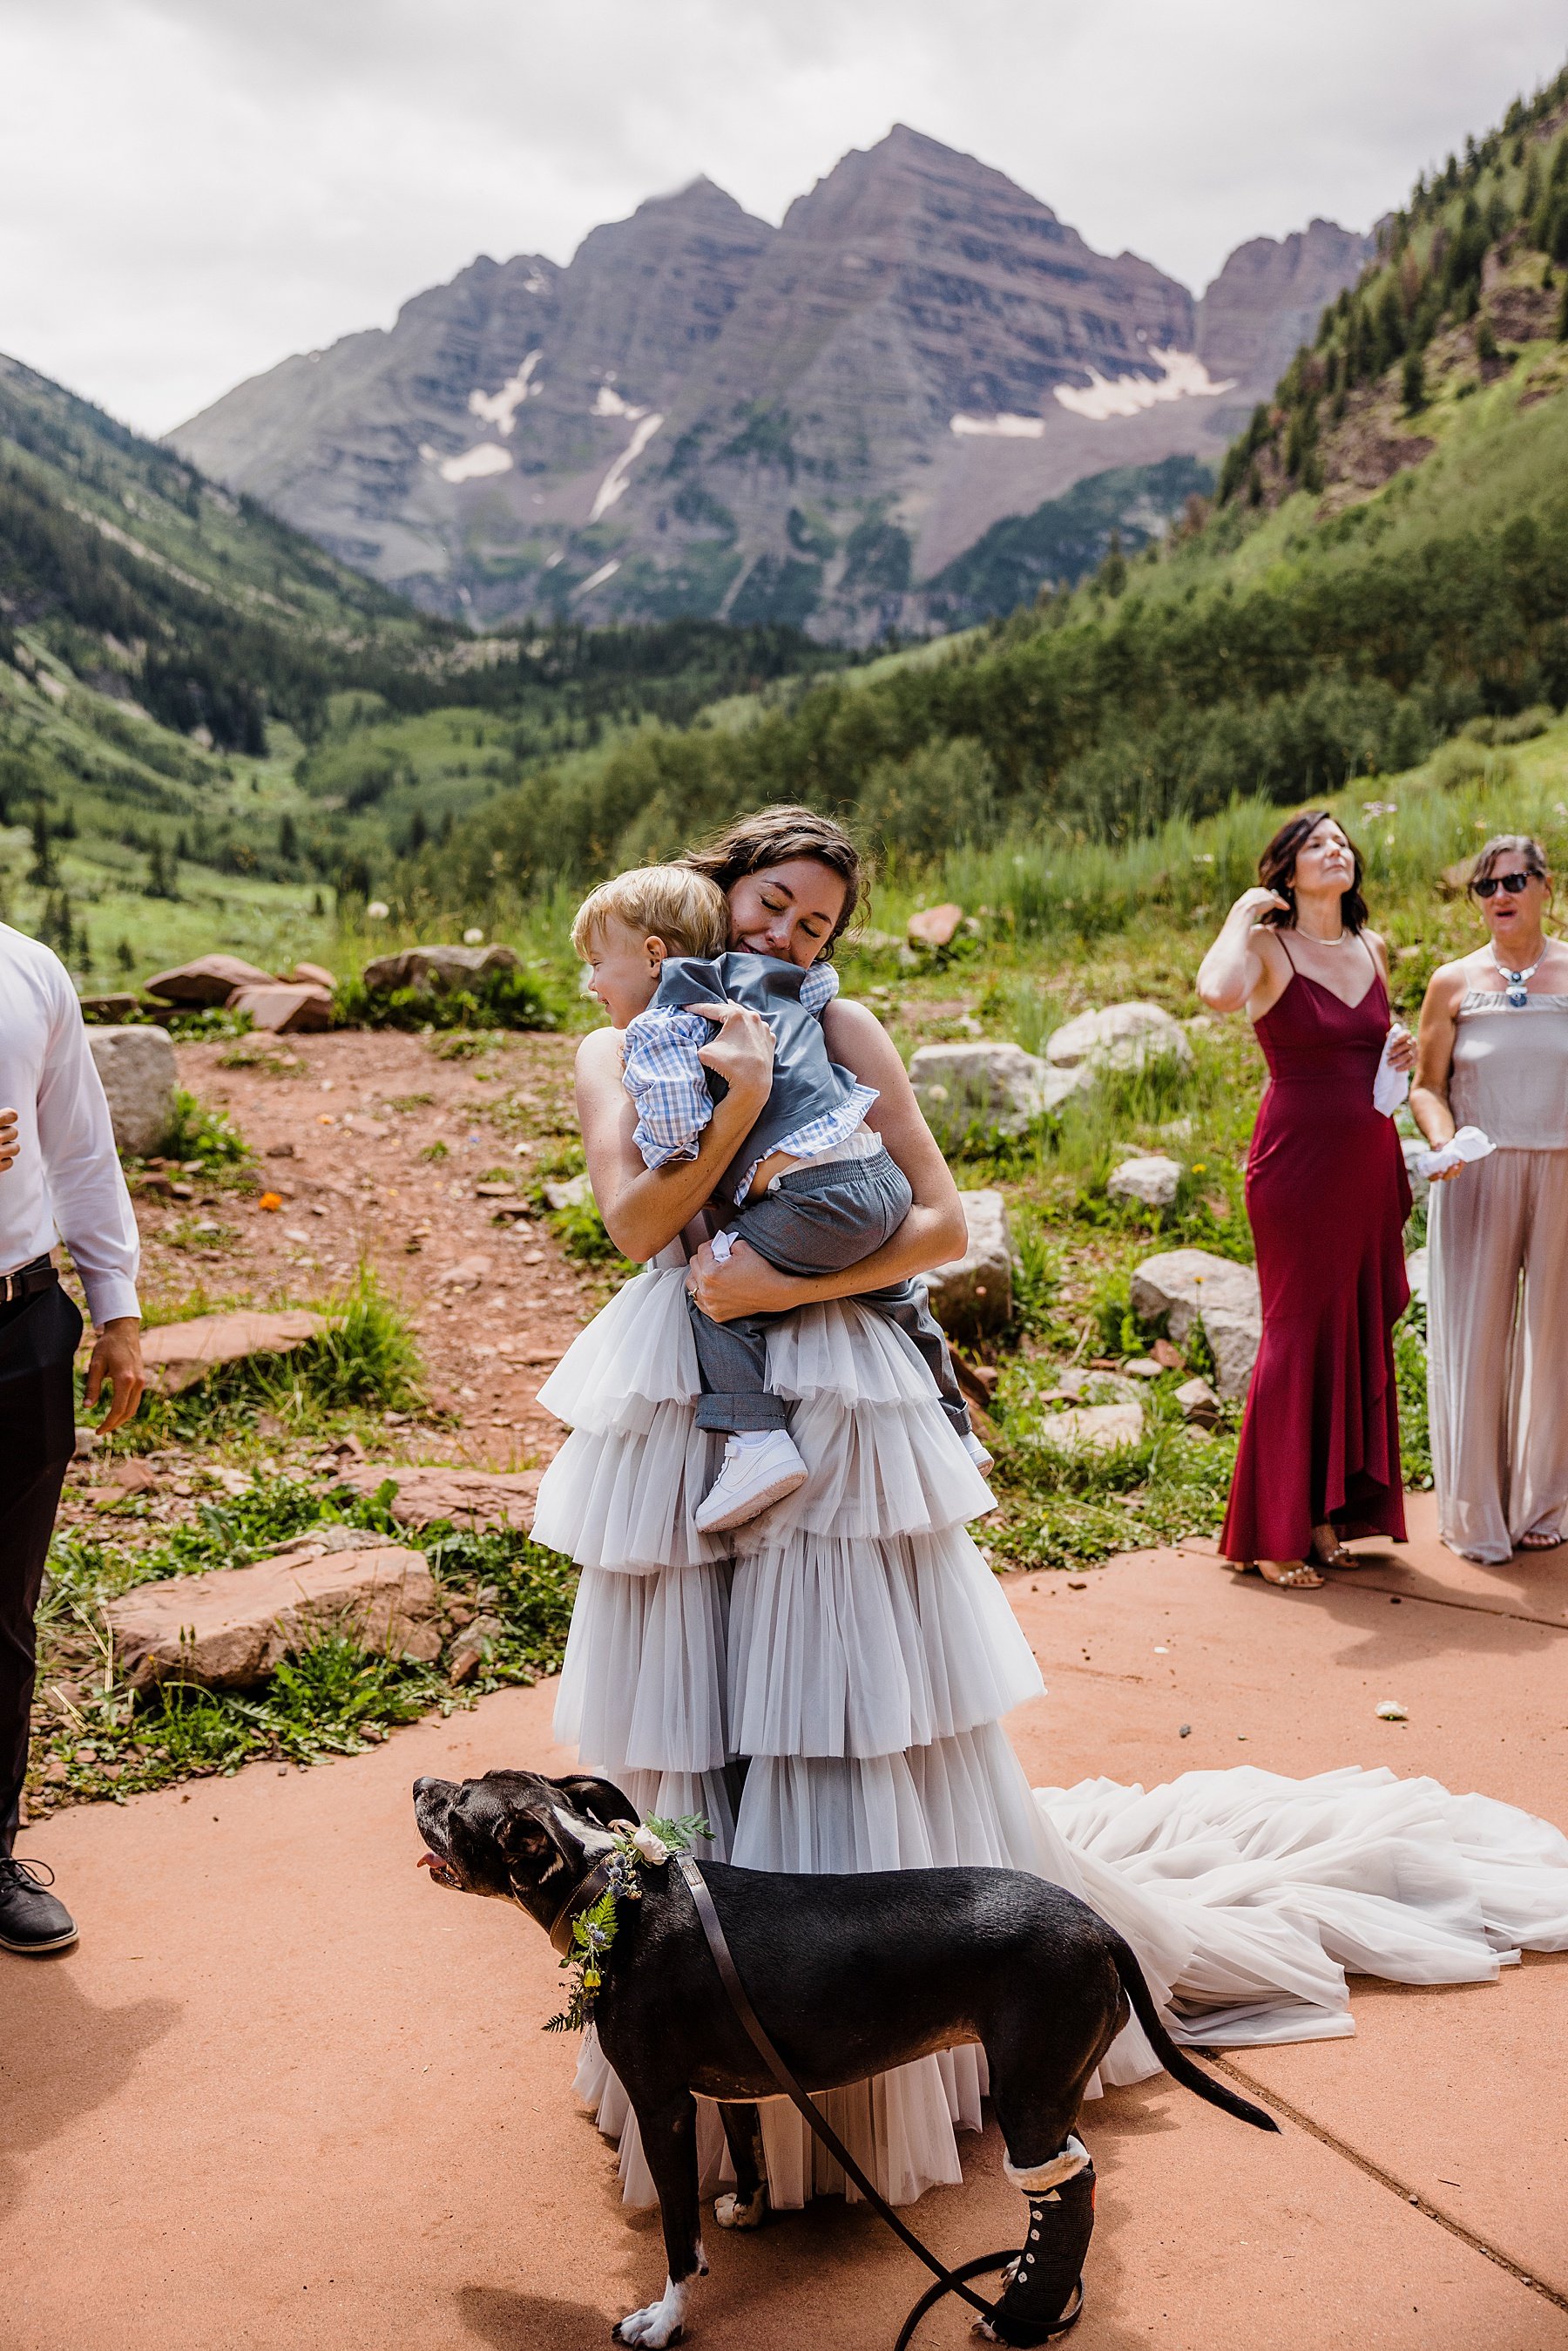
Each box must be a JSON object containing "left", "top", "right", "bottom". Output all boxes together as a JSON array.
[
  {"left": 1066, "top": 1579, "right": 1087, "bottom": 1590},
  {"left": 1179, "top": 1724, "right": 1192, "bottom": 1738},
  {"left": 906, "top": 902, "right": 964, "bottom": 950},
  {"left": 1175, "top": 1375, "right": 1222, "bottom": 1429},
  {"left": 73, "top": 1426, "right": 100, "bottom": 1460},
  {"left": 1152, "top": 1338, "right": 1183, "bottom": 1370},
  {"left": 1124, "top": 1357, "right": 1164, "bottom": 1379},
  {"left": 87, "top": 1026, "right": 178, "bottom": 1156},
  {"left": 542, "top": 1173, "right": 592, "bottom": 1212},
  {"left": 1108, "top": 1155, "right": 1182, "bottom": 1209},
  {"left": 1375, "top": 1700, "right": 1409, "bottom": 1722}
]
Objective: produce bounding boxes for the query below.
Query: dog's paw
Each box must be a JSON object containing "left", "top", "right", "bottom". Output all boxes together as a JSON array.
[
  {"left": 713, "top": 2188, "right": 767, "bottom": 2231},
  {"left": 612, "top": 2279, "right": 690, "bottom": 2348}
]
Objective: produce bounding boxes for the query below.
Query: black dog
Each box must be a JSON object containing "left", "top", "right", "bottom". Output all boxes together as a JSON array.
[{"left": 413, "top": 1768, "right": 1276, "bottom": 2348}]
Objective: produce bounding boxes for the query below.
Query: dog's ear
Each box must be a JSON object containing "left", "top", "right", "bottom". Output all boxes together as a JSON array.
[
  {"left": 551, "top": 1772, "right": 638, "bottom": 1832},
  {"left": 495, "top": 1806, "right": 560, "bottom": 1870}
]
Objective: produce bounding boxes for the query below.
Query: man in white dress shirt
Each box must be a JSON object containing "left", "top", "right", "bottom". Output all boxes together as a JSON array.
[{"left": 0, "top": 922, "right": 144, "bottom": 1954}]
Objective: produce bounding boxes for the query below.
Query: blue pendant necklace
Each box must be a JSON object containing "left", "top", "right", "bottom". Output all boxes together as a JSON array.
[{"left": 1490, "top": 947, "right": 1544, "bottom": 1009}]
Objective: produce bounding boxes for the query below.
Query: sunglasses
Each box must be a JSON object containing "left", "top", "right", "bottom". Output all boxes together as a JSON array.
[{"left": 1472, "top": 871, "right": 1539, "bottom": 898}]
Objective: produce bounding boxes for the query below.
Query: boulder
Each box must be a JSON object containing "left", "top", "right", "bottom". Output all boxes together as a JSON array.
[
  {"left": 1175, "top": 1375, "right": 1223, "bottom": 1429},
  {"left": 144, "top": 953, "right": 274, "bottom": 1006},
  {"left": 1129, "top": 1248, "right": 1262, "bottom": 1403},
  {"left": 140, "top": 1308, "right": 329, "bottom": 1394},
  {"left": 361, "top": 942, "right": 520, "bottom": 995},
  {"left": 1034, "top": 1401, "right": 1145, "bottom": 1451},
  {"left": 289, "top": 961, "right": 337, "bottom": 992},
  {"left": 88, "top": 1025, "right": 177, "bottom": 1156},
  {"left": 542, "top": 1172, "right": 593, "bottom": 1212},
  {"left": 1107, "top": 1154, "right": 1183, "bottom": 1209},
  {"left": 226, "top": 982, "right": 334, "bottom": 1035},
  {"left": 336, "top": 1463, "right": 542, "bottom": 1531},
  {"left": 923, "top": 1189, "right": 1013, "bottom": 1334},
  {"left": 104, "top": 1536, "right": 439, "bottom": 1690},
  {"left": 1046, "top": 1002, "right": 1193, "bottom": 1074},
  {"left": 906, "top": 902, "right": 964, "bottom": 950},
  {"left": 909, "top": 1041, "right": 1085, "bottom": 1144}
]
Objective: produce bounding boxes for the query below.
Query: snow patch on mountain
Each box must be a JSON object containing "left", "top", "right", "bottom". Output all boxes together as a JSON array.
[
  {"left": 1052, "top": 349, "right": 1236, "bottom": 422},
  {"left": 592, "top": 384, "right": 648, "bottom": 421},
  {"left": 589, "top": 413, "right": 663, "bottom": 522},
  {"left": 436, "top": 443, "right": 514, "bottom": 484},
  {"left": 950, "top": 412, "right": 1045, "bottom": 438},
  {"left": 469, "top": 352, "right": 541, "bottom": 436}
]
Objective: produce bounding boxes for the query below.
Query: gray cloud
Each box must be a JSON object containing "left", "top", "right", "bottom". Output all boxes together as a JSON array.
[{"left": 3, "top": 0, "right": 1564, "bottom": 435}]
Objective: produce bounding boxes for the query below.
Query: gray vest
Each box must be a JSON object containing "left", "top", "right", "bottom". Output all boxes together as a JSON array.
[{"left": 653, "top": 952, "right": 863, "bottom": 1204}]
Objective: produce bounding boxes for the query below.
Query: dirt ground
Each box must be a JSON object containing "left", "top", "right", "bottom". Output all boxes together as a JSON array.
[{"left": 134, "top": 1027, "right": 598, "bottom": 1466}]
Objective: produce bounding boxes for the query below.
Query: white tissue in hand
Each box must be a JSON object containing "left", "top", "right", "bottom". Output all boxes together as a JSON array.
[
  {"left": 1374, "top": 1029, "right": 1410, "bottom": 1116},
  {"left": 709, "top": 1229, "right": 735, "bottom": 1263},
  {"left": 1413, "top": 1126, "right": 1494, "bottom": 1179}
]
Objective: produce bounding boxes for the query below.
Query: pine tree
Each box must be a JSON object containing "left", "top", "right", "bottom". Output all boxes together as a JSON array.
[
  {"left": 1476, "top": 312, "right": 1500, "bottom": 362},
  {"left": 1401, "top": 351, "right": 1427, "bottom": 414},
  {"left": 1559, "top": 278, "right": 1568, "bottom": 342},
  {"left": 28, "top": 803, "right": 55, "bottom": 887},
  {"left": 116, "top": 938, "right": 135, "bottom": 973},
  {"left": 279, "top": 811, "right": 299, "bottom": 862}
]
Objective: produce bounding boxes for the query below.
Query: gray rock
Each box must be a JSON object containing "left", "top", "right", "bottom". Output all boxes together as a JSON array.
[
  {"left": 88, "top": 1025, "right": 177, "bottom": 1157},
  {"left": 542, "top": 1172, "right": 593, "bottom": 1213},
  {"left": 1034, "top": 1401, "right": 1144, "bottom": 1451},
  {"left": 910, "top": 1041, "right": 1085, "bottom": 1144},
  {"left": 1130, "top": 1248, "right": 1262, "bottom": 1403},
  {"left": 362, "top": 942, "right": 521, "bottom": 995},
  {"left": 924, "top": 1189, "right": 1013, "bottom": 1334},
  {"left": 1175, "top": 1375, "right": 1222, "bottom": 1428},
  {"left": 1401, "top": 1134, "right": 1430, "bottom": 1206},
  {"left": 1107, "top": 1154, "right": 1183, "bottom": 1209},
  {"left": 1046, "top": 1001, "right": 1193, "bottom": 1074},
  {"left": 1405, "top": 1246, "right": 1429, "bottom": 1305}
]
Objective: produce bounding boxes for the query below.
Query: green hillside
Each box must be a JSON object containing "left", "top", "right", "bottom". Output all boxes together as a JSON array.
[{"left": 0, "top": 356, "right": 852, "bottom": 978}]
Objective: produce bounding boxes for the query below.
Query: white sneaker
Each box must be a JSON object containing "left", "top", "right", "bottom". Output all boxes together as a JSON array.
[
  {"left": 694, "top": 1429, "right": 808, "bottom": 1533},
  {"left": 962, "top": 1430, "right": 995, "bottom": 1475}
]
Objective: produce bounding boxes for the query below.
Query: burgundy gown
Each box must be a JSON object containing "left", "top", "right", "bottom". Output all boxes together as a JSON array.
[{"left": 1220, "top": 939, "right": 1412, "bottom": 1564}]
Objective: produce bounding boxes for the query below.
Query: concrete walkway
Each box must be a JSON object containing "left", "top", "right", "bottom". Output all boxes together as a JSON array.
[{"left": 3, "top": 1494, "right": 1565, "bottom": 2350}]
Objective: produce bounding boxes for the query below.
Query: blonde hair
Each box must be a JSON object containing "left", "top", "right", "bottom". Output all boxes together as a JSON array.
[{"left": 571, "top": 864, "right": 730, "bottom": 961}]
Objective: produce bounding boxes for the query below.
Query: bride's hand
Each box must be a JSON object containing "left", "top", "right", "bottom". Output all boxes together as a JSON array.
[
  {"left": 686, "top": 1236, "right": 797, "bottom": 1321},
  {"left": 682, "top": 999, "right": 774, "bottom": 1118}
]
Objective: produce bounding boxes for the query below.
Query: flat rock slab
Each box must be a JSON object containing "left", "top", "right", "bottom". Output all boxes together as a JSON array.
[
  {"left": 104, "top": 1538, "right": 438, "bottom": 1688},
  {"left": 140, "top": 1308, "right": 329, "bottom": 1393},
  {"left": 1033, "top": 1400, "right": 1144, "bottom": 1450},
  {"left": 144, "top": 952, "right": 275, "bottom": 1006},
  {"left": 226, "top": 982, "right": 334, "bottom": 1034},
  {"left": 338, "top": 1463, "right": 543, "bottom": 1531}
]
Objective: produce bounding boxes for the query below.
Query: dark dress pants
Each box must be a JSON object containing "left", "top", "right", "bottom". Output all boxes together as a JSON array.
[{"left": 0, "top": 1283, "right": 82, "bottom": 1852}]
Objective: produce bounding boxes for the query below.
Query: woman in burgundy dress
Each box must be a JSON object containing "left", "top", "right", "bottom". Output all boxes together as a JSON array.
[{"left": 1197, "top": 811, "right": 1415, "bottom": 1588}]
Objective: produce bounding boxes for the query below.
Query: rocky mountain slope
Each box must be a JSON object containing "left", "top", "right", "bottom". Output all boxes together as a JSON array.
[{"left": 172, "top": 130, "right": 1370, "bottom": 641}]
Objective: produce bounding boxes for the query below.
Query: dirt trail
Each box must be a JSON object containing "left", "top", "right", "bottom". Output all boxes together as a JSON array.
[{"left": 137, "top": 1028, "right": 596, "bottom": 1463}]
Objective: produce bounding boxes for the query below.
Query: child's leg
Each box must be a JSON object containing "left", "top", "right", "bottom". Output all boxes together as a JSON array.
[
  {"left": 689, "top": 1153, "right": 910, "bottom": 1434},
  {"left": 859, "top": 1279, "right": 975, "bottom": 1439},
  {"left": 686, "top": 1303, "right": 786, "bottom": 1433}
]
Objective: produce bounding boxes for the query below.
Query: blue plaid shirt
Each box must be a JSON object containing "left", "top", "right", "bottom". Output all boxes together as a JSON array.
[{"left": 622, "top": 962, "right": 876, "bottom": 1204}]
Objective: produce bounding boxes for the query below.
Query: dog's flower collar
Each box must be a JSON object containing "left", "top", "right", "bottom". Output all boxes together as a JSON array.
[{"left": 543, "top": 1814, "right": 706, "bottom": 2036}]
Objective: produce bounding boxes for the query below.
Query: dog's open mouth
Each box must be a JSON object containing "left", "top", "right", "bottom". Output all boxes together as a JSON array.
[{"left": 416, "top": 1850, "right": 460, "bottom": 1889}]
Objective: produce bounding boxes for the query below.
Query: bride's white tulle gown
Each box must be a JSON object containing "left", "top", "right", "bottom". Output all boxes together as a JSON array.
[{"left": 531, "top": 1261, "right": 1568, "bottom": 2210}]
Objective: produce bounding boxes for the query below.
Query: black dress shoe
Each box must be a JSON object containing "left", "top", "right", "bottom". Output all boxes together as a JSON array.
[{"left": 0, "top": 1855, "right": 78, "bottom": 1953}]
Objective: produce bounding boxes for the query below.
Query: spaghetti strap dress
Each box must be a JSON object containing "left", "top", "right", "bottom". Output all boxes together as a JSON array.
[{"left": 1220, "top": 938, "right": 1412, "bottom": 1565}]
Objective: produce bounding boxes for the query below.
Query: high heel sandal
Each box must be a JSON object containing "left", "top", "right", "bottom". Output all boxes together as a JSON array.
[
  {"left": 1310, "top": 1525, "right": 1361, "bottom": 1569},
  {"left": 1230, "top": 1560, "right": 1325, "bottom": 1590}
]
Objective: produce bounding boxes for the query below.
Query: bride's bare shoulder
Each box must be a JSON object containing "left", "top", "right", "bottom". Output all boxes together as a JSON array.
[{"left": 575, "top": 1025, "right": 624, "bottom": 1079}]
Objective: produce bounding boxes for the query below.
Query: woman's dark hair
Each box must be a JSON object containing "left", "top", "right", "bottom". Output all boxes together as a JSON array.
[
  {"left": 1257, "top": 810, "right": 1369, "bottom": 933},
  {"left": 680, "top": 805, "right": 868, "bottom": 955},
  {"left": 1470, "top": 833, "right": 1549, "bottom": 891}
]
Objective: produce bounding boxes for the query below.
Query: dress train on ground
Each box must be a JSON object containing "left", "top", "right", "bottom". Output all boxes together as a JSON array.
[{"left": 532, "top": 1266, "right": 1568, "bottom": 2211}]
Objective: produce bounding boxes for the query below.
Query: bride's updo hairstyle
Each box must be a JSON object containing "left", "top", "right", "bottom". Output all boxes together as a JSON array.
[
  {"left": 680, "top": 805, "right": 868, "bottom": 958},
  {"left": 1257, "top": 809, "right": 1369, "bottom": 933}
]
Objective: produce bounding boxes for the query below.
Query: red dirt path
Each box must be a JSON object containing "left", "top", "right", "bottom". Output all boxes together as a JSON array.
[{"left": 4, "top": 1498, "right": 1566, "bottom": 2349}]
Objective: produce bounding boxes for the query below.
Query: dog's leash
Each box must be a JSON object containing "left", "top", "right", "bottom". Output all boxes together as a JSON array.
[{"left": 678, "top": 1855, "right": 1084, "bottom": 2349}]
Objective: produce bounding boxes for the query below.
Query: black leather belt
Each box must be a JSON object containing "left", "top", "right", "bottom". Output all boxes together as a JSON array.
[{"left": 0, "top": 1257, "right": 58, "bottom": 1306}]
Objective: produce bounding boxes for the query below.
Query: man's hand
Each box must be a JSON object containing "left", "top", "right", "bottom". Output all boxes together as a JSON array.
[
  {"left": 84, "top": 1316, "right": 145, "bottom": 1432},
  {"left": 0, "top": 1107, "right": 17, "bottom": 1173}
]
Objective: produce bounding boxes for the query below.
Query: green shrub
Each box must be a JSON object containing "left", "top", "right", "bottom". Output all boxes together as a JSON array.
[
  {"left": 335, "top": 967, "right": 556, "bottom": 1033},
  {"left": 163, "top": 1087, "right": 251, "bottom": 1170}
]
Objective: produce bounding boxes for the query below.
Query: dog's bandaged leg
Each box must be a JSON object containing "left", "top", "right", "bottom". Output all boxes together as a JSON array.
[{"left": 980, "top": 2138, "right": 1095, "bottom": 2348}]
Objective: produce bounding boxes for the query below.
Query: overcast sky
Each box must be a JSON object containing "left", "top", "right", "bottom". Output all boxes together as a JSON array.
[{"left": 4, "top": 0, "right": 1565, "bottom": 438}]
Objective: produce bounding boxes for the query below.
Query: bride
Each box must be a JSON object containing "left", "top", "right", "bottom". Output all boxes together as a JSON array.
[{"left": 532, "top": 805, "right": 1568, "bottom": 2213}]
